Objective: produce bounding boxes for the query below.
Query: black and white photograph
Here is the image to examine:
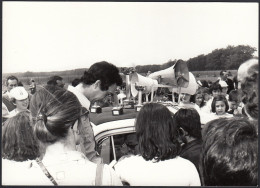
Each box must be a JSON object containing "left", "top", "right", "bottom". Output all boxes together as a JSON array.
[{"left": 2, "top": 1, "right": 258, "bottom": 186}]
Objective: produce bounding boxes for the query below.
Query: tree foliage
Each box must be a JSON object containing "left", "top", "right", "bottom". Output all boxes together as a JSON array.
[{"left": 187, "top": 45, "right": 256, "bottom": 71}]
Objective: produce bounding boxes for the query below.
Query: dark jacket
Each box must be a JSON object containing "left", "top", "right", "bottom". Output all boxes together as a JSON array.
[
  {"left": 180, "top": 139, "right": 202, "bottom": 172},
  {"left": 225, "top": 78, "right": 235, "bottom": 94}
]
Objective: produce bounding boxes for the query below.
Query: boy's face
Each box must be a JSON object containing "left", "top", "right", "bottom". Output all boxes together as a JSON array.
[
  {"left": 229, "top": 101, "right": 238, "bottom": 110},
  {"left": 180, "top": 93, "right": 191, "bottom": 103},
  {"left": 195, "top": 94, "right": 203, "bottom": 105},
  {"left": 204, "top": 93, "right": 211, "bottom": 101},
  {"left": 212, "top": 89, "right": 221, "bottom": 98}
]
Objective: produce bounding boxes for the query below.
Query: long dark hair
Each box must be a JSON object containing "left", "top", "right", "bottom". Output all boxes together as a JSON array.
[{"left": 135, "top": 103, "right": 180, "bottom": 162}]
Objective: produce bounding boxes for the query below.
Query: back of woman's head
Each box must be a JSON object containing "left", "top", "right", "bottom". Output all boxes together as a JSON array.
[
  {"left": 135, "top": 103, "right": 180, "bottom": 162},
  {"left": 30, "top": 86, "right": 81, "bottom": 144},
  {"left": 174, "top": 108, "right": 202, "bottom": 140},
  {"left": 201, "top": 118, "right": 258, "bottom": 186},
  {"left": 2, "top": 111, "right": 39, "bottom": 161}
]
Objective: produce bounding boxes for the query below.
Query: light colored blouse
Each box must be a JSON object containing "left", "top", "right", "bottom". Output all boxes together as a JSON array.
[{"left": 114, "top": 155, "right": 201, "bottom": 186}]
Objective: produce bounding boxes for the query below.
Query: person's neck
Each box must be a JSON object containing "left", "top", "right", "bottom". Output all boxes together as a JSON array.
[
  {"left": 44, "top": 139, "right": 76, "bottom": 157},
  {"left": 76, "top": 83, "right": 91, "bottom": 99}
]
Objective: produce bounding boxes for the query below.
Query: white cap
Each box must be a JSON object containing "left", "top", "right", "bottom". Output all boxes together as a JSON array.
[
  {"left": 219, "top": 80, "right": 228, "bottom": 88},
  {"left": 117, "top": 93, "right": 126, "bottom": 99},
  {"left": 10, "top": 87, "right": 29, "bottom": 100}
]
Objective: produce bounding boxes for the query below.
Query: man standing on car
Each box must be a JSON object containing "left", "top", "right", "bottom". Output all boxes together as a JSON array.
[{"left": 68, "top": 61, "right": 122, "bottom": 163}]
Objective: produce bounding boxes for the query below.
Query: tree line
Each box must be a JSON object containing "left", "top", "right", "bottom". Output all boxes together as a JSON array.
[{"left": 3, "top": 45, "right": 257, "bottom": 79}]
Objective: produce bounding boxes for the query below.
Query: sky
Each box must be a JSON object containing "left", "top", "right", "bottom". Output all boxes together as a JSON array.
[{"left": 2, "top": 2, "right": 259, "bottom": 73}]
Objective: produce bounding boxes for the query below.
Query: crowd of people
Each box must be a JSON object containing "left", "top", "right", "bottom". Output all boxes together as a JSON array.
[{"left": 1, "top": 59, "right": 258, "bottom": 186}]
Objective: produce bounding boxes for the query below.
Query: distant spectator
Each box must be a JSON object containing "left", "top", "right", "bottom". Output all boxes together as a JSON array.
[
  {"left": 47, "top": 75, "right": 65, "bottom": 88},
  {"left": 200, "top": 80, "right": 209, "bottom": 88},
  {"left": 218, "top": 80, "right": 228, "bottom": 98},
  {"left": 232, "top": 74, "right": 238, "bottom": 90},
  {"left": 219, "top": 70, "right": 234, "bottom": 94},
  {"left": 194, "top": 91, "right": 206, "bottom": 108},
  {"left": 17, "top": 81, "right": 23, "bottom": 86},
  {"left": 197, "top": 87, "right": 211, "bottom": 102},
  {"left": 2, "top": 76, "right": 19, "bottom": 122},
  {"left": 29, "top": 79, "right": 36, "bottom": 94},
  {"left": 209, "top": 82, "right": 222, "bottom": 98},
  {"left": 207, "top": 80, "right": 212, "bottom": 88},
  {"left": 227, "top": 90, "right": 243, "bottom": 116},
  {"left": 237, "top": 58, "right": 258, "bottom": 121},
  {"left": 71, "top": 78, "right": 81, "bottom": 87},
  {"left": 201, "top": 118, "right": 258, "bottom": 186},
  {"left": 174, "top": 108, "right": 202, "bottom": 173},
  {"left": 179, "top": 93, "right": 200, "bottom": 112},
  {"left": 146, "top": 71, "right": 151, "bottom": 77}
]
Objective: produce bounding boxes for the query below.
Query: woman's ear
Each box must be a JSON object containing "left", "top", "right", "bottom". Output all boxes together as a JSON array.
[
  {"left": 179, "top": 127, "right": 187, "bottom": 137},
  {"left": 94, "top": 80, "right": 101, "bottom": 89},
  {"left": 72, "top": 120, "right": 80, "bottom": 135}
]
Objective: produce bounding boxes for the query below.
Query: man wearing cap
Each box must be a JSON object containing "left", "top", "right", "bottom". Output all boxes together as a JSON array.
[
  {"left": 219, "top": 70, "right": 234, "bottom": 94},
  {"left": 218, "top": 80, "right": 229, "bottom": 99},
  {"left": 5, "top": 87, "right": 29, "bottom": 118},
  {"left": 2, "top": 76, "right": 19, "bottom": 121},
  {"left": 67, "top": 61, "right": 122, "bottom": 163}
]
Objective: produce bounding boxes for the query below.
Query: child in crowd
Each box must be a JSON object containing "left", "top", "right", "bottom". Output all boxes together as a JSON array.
[
  {"left": 179, "top": 93, "right": 200, "bottom": 112},
  {"left": 227, "top": 90, "right": 243, "bottom": 116},
  {"left": 201, "top": 82, "right": 222, "bottom": 113},
  {"left": 211, "top": 95, "right": 233, "bottom": 118},
  {"left": 194, "top": 91, "right": 206, "bottom": 108}
]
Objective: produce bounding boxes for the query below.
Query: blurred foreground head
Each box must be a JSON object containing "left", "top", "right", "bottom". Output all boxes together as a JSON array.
[
  {"left": 2, "top": 111, "right": 39, "bottom": 161},
  {"left": 201, "top": 118, "right": 258, "bottom": 186},
  {"left": 237, "top": 58, "right": 258, "bottom": 120}
]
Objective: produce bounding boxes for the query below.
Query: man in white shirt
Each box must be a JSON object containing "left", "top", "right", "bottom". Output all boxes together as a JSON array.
[{"left": 68, "top": 61, "right": 122, "bottom": 163}]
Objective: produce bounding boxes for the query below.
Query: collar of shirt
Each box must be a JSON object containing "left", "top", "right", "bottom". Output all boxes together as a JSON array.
[{"left": 67, "top": 85, "right": 90, "bottom": 110}]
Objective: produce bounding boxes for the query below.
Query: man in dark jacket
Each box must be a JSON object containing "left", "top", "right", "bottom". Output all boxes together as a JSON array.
[{"left": 219, "top": 70, "right": 234, "bottom": 94}]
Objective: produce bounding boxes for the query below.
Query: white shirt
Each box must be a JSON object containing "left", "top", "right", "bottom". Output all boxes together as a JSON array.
[
  {"left": 115, "top": 155, "right": 201, "bottom": 186},
  {"left": 2, "top": 151, "right": 122, "bottom": 186},
  {"left": 68, "top": 85, "right": 90, "bottom": 110}
]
